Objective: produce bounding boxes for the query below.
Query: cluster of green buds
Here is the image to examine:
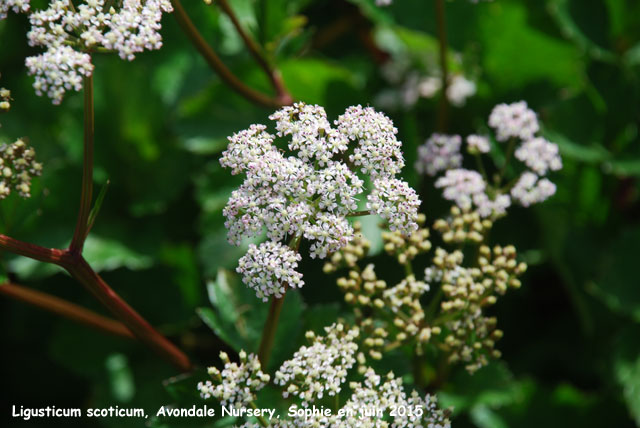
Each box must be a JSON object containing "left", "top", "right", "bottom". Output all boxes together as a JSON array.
[
  {"left": 382, "top": 213, "right": 431, "bottom": 264},
  {"left": 328, "top": 237, "right": 438, "bottom": 359},
  {"left": 0, "top": 86, "right": 10, "bottom": 112},
  {"left": 429, "top": 246, "right": 527, "bottom": 373},
  {"left": 433, "top": 205, "right": 493, "bottom": 244},
  {"left": 0, "top": 139, "right": 43, "bottom": 199},
  {"left": 478, "top": 244, "right": 527, "bottom": 293}
]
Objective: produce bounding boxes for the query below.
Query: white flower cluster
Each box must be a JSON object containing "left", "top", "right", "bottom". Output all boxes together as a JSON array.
[
  {"left": 415, "top": 134, "right": 462, "bottom": 177},
  {"left": 510, "top": 172, "right": 556, "bottom": 207},
  {"left": 377, "top": 71, "right": 477, "bottom": 111},
  {"left": 274, "top": 323, "right": 359, "bottom": 406},
  {"left": 514, "top": 137, "right": 563, "bottom": 176},
  {"left": 367, "top": 178, "right": 420, "bottom": 234},
  {"left": 418, "top": 101, "right": 562, "bottom": 217},
  {"left": 435, "top": 169, "right": 485, "bottom": 210},
  {"left": 488, "top": 101, "right": 540, "bottom": 142},
  {"left": 0, "top": 139, "right": 43, "bottom": 199},
  {"left": 222, "top": 103, "right": 420, "bottom": 299},
  {"left": 332, "top": 368, "right": 451, "bottom": 428},
  {"left": 466, "top": 134, "right": 490, "bottom": 154},
  {"left": 447, "top": 75, "right": 477, "bottom": 107},
  {"left": 198, "top": 350, "right": 269, "bottom": 408},
  {"left": 236, "top": 241, "right": 303, "bottom": 302},
  {"left": 0, "top": 0, "right": 30, "bottom": 20},
  {"left": 23, "top": 0, "right": 173, "bottom": 103},
  {"left": 232, "top": 366, "right": 450, "bottom": 428}
]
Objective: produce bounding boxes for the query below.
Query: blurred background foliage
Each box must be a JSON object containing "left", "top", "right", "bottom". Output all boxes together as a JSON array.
[{"left": 1, "top": 0, "right": 640, "bottom": 427}]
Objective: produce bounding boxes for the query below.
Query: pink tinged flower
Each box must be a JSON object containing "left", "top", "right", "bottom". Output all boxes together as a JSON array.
[
  {"left": 466, "top": 135, "right": 490, "bottom": 154},
  {"left": 514, "top": 137, "right": 562, "bottom": 176},
  {"left": 415, "top": 134, "right": 463, "bottom": 176},
  {"left": 237, "top": 241, "right": 304, "bottom": 302},
  {"left": 510, "top": 172, "right": 556, "bottom": 207},
  {"left": 488, "top": 101, "right": 539, "bottom": 142},
  {"left": 435, "top": 169, "right": 486, "bottom": 209}
]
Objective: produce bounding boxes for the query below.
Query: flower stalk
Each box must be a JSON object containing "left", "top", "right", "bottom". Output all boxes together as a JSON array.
[
  {"left": 216, "top": 0, "right": 292, "bottom": 105},
  {"left": 170, "top": 0, "right": 289, "bottom": 109},
  {"left": 435, "top": 0, "right": 450, "bottom": 132},
  {"left": 70, "top": 73, "right": 94, "bottom": 253},
  {"left": 0, "top": 282, "right": 134, "bottom": 339}
]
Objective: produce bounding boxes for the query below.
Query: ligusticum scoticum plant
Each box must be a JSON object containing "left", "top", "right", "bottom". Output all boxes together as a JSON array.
[
  {"left": 416, "top": 101, "right": 563, "bottom": 219},
  {"left": 221, "top": 103, "right": 420, "bottom": 302},
  {"left": 0, "top": 80, "right": 43, "bottom": 199},
  {"left": 0, "top": 0, "right": 174, "bottom": 104},
  {"left": 199, "top": 322, "right": 452, "bottom": 428}
]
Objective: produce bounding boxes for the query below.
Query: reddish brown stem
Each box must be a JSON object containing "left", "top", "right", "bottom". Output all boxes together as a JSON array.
[
  {"left": 171, "top": 0, "right": 287, "bottom": 108},
  {"left": 435, "top": 0, "right": 450, "bottom": 132},
  {"left": 0, "top": 282, "right": 134, "bottom": 339},
  {"left": 0, "top": 234, "right": 67, "bottom": 265},
  {"left": 0, "top": 70, "right": 192, "bottom": 372},
  {"left": 257, "top": 294, "right": 285, "bottom": 368},
  {"left": 217, "top": 0, "right": 292, "bottom": 105},
  {"left": 66, "top": 255, "right": 192, "bottom": 371}
]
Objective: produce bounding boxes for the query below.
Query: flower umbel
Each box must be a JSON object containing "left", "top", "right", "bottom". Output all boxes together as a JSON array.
[
  {"left": 198, "top": 350, "right": 269, "bottom": 408},
  {"left": 23, "top": 0, "right": 173, "bottom": 103},
  {"left": 221, "top": 103, "right": 420, "bottom": 300}
]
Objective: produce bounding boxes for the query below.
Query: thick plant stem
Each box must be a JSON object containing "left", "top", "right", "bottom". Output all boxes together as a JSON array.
[
  {"left": 435, "top": 0, "right": 449, "bottom": 132},
  {"left": 0, "top": 282, "right": 134, "bottom": 339},
  {"left": 0, "top": 72, "right": 192, "bottom": 372},
  {"left": 0, "top": 234, "right": 67, "bottom": 264},
  {"left": 66, "top": 256, "right": 192, "bottom": 371},
  {"left": 257, "top": 294, "right": 285, "bottom": 367},
  {"left": 70, "top": 74, "right": 94, "bottom": 253},
  {"left": 171, "top": 0, "right": 287, "bottom": 109},
  {"left": 0, "top": 239, "right": 191, "bottom": 369},
  {"left": 217, "top": 0, "right": 292, "bottom": 105}
]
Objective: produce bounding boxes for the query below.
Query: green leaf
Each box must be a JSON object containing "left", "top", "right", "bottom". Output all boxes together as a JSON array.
[
  {"left": 470, "top": 405, "right": 509, "bottom": 428},
  {"left": 481, "top": 2, "right": 585, "bottom": 89},
  {"left": 105, "top": 353, "right": 135, "bottom": 403},
  {"left": 83, "top": 235, "right": 154, "bottom": 272},
  {"left": 199, "top": 268, "right": 305, "bottom": 366},
  {"left": 439, "top": 362, "right": 529, "bottom": 413},
  {"left": 589, "top": 227, "right": 640, "bottom": 322},
  {"left": 546, "top": 0, "right": 617, "bottom": 62},
  {"left": 603, "top": 159, "right": 640, "bottom": 177},
  {"left": 279, "top": 58, "right": 362, "bottom": 106},
  {"left": 86, "top": 179, "right": 110, "bottom": 236},
  {"left": 543, "top": 130, "right": 611, "bottom": 164},
  {"left": 613, "top": 327, "right": 640, "bottom": 425}
]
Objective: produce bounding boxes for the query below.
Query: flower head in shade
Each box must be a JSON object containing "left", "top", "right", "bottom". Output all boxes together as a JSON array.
[
  {"left": 447, "top": 74, "right": 476, "bottom": 107},
  {"left": 510, "top": 171, "right": 557, "bottom": 207},
  {"left": 222, "top": 103, "right": 420, "bottom": 300},
  {"left": 488, "top": 101, "right": 539, "bottom": 142},
  {"left": 514, "top": 137, "right": 563, "bottom": 175},
  {"left": 0, "top": 139, "right": 43, "bottom": 199},
  {"left": 466, "top": 134, "right": 491, "bottom": 154},
  {"left": 418, "top": 101, "right": 561, "bottom": 220},
  {"left": 435, "top": 169, "right": 486, "bottom": 210},
  {"left": 415, "top": 134, "right": 462, "bottom": 177},
  {"left": 21, "top": 0, "right": 173, "bottom": 103}
]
